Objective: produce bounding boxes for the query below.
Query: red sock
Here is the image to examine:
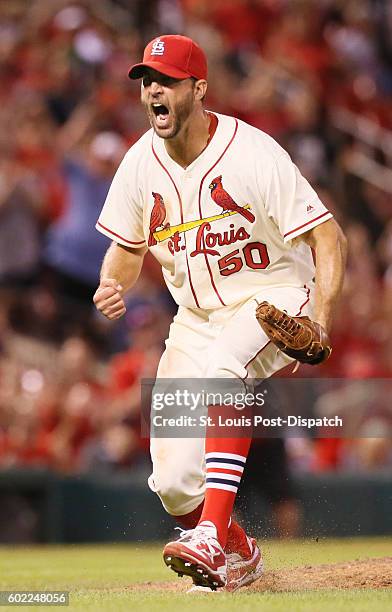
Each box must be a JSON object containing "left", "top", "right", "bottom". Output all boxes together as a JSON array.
[
  {"left": 198, "top": 404, "right": 252, "bottom": 547},
  {"left": 174, "top": 503, "right": 250, "bottom": 556}
]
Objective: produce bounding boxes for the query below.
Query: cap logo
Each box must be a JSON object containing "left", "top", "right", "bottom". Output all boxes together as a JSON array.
[{"left": 151, "top": 38, "right": 165, "bottom": 56}]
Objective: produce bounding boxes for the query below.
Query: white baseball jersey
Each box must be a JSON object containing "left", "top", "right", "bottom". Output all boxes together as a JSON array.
[{"left": 96, "top": 112, "right": 332, "bottom": 309}]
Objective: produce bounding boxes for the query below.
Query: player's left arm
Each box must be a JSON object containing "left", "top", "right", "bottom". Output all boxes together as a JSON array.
[{"left": 301, "top": 218, "right": 347, "bottom": 333}]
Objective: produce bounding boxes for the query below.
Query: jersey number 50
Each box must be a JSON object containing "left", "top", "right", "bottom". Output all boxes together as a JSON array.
[{"left": 218, "top": 241, "right": 270, "bottom": 277}]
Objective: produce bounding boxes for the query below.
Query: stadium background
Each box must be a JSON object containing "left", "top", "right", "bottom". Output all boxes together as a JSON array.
[{"left": 0, "top": 0, "right": 391, "bottom": 545}]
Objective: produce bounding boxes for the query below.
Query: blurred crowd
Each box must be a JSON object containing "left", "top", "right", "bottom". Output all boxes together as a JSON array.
[{"left": 0, "top": 0, "right": 391, "bottom": 475}]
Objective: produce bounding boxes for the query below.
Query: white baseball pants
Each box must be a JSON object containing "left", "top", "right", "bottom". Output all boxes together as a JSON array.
[{"left": 148, "top": 285, "right": 312, "bottom": 515}]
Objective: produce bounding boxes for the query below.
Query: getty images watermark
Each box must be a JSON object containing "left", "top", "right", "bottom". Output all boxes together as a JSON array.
[
  {"left": 152, "top": 414, "right": 342, "bottom": 430},
  {"left": 151, "top": 388, "right": 342, "bottom": 429},
  {"left": 152, "top": 388, "right": 266, "bottom": 411},
  {"left": 139, "top": 378, "right": 358, "bottom": 438}
]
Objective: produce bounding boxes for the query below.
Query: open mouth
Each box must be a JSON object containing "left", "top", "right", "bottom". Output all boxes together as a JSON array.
[{"left": 152, "top": 103, "right": 169, "bottom": 119}]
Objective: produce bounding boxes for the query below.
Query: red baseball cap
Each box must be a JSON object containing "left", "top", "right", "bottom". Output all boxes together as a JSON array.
[{"left": 128, "top": 34, "right": 207, "bottom": 81}]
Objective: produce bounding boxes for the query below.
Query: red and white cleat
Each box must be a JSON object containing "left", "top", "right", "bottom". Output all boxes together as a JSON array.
[
  {"left": 225, "top": 537, "right": 264, "bottom": 592},
  {"left": 163, "top": 521, "right": 227, "bottom": 590}
]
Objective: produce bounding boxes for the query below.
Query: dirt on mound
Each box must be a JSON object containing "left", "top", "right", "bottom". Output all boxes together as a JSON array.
[
  {"left": 131, "top": 557, "right": 392, "bottom": 593},
  {"left": 248, "top": 557, "right": 392, "bottom": 592}
]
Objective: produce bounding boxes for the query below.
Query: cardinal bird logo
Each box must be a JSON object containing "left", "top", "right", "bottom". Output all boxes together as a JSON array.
[
  {"left": 148, "top": 192, "right": 170, "bottom": 246},
  {"left": 209, "top": 175, "right": 255, "bottom": 223}
]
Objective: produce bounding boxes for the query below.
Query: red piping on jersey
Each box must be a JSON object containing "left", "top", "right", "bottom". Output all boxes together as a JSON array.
[
  {"left": 96, "top": 221, "right": 146, "bottom": 246},
  {"left": 284, "top": 211, "right": 331, "bottom": 239},
  {"left": 243, "top": 284, "right": 311, "bottom": 377},
  {"left": 197, "top": 118, "right": 239, "bottom": 307},
  {"left": 295, "top": 285, "right": 310, "bottom": 316},
  {"left": 151, "top": 140, "right": 200, "bottom": 308}
]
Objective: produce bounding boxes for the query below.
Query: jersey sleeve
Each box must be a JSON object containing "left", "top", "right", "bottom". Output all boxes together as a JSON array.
[
  {"left": 95, "top": 152, "right": 146, "bottom": 248},
  {"left": 263, "top": 153, "right": 332, "bottom": 243}
]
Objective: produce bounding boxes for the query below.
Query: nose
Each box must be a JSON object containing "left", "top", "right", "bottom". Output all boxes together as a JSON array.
[{"left": 149, "top": 81, "right": 163, "bottom": 96}]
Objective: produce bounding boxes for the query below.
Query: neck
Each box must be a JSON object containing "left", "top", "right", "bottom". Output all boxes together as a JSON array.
[{"left": 164, "top": 109, "right": 211, "bottom": 169}]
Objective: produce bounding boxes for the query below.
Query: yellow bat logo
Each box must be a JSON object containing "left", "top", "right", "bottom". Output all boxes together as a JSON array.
[{"left": 153, "top": 205, "right": 253, "bottom": 243}]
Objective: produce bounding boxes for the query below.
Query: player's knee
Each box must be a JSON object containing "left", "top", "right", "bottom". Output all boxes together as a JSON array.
[
  {"left": 149, "top": 472, "right": 204, "bottom": 515},
  {"left": 153, "top": 473, "right": 181, "bottom": 504}
]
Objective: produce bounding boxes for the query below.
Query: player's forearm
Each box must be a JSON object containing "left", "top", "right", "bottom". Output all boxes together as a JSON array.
[
  {"left": 100, "top": 242, "right": 147, "bottom": 292},
  {"left": 305, "top": 220, "right": 347, "bottom": 333}
]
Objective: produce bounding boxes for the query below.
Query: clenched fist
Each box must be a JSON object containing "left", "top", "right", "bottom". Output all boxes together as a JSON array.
[{"left": 93, "top": 278, "right": 126, "bottom": 320}]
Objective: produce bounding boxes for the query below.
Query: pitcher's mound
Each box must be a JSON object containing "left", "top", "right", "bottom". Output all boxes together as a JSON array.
[
  {"left": 248, "top": 557, "right": 392, "bottom": 592},
  {"left": 133, "top": 557, "right": 392, "bottom": 593}
]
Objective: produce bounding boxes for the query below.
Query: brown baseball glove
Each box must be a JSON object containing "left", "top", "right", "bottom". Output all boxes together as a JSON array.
[{"left": 255, "top": 302, "right": 332, "bottom": 365}]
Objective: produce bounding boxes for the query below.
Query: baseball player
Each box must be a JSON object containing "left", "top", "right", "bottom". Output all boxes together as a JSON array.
[{"left": 93, "top": 35, "right": 347, "bottom": 591}]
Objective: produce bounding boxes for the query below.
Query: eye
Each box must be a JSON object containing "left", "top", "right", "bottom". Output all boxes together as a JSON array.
[
  {"left": 142, "top": 75, "right": 152, "bottom": 87},
  {"left": 161, "top": 76, "right": 176, "bottom": 87}
]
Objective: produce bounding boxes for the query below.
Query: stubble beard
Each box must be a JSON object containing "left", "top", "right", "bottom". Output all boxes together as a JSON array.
[{"left": 147, "top": 89, "right": 195, "bottom": 140}]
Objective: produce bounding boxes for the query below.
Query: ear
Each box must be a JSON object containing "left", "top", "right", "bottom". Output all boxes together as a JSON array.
[{"left": 193, "top": 79, "right": 208, "bottom": 103}]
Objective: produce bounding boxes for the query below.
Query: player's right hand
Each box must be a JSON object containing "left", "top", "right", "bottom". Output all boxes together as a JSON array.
[{"left": 93, "top": 278, "right": 126, "bottom": 320}]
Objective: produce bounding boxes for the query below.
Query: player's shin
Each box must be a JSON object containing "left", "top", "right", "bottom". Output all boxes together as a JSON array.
[{"left": 198, "top": 404, "right": 252, "bottom": 547}]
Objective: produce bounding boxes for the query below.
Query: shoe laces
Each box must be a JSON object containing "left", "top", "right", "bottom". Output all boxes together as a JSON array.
[
  {"left": 174, "top": 526, "right": 195, "bottom": 542},
  {"left": 175, "top": 526, "right": 223, "bottom": 560}
]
